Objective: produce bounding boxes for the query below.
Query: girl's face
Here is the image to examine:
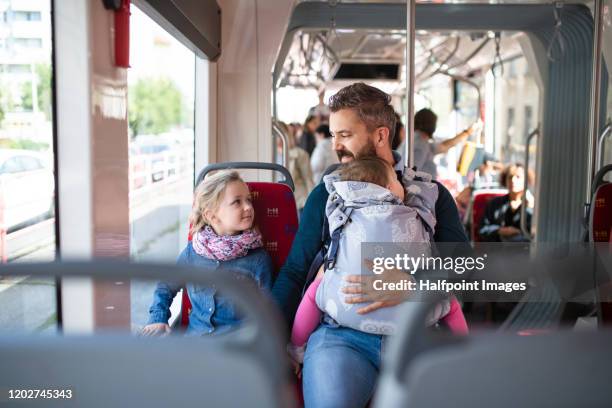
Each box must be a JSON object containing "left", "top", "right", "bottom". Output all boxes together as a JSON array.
[{"left": 206, "top": 181, "right": 254, "bottom": 235}]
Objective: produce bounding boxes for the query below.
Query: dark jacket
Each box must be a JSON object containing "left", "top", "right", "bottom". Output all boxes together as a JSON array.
[
  {"left": 478, "top": 195, "right": 532, "bottom": 242},
  {"left": 298, "top": 131, "right": 316, "bottom": 157}
]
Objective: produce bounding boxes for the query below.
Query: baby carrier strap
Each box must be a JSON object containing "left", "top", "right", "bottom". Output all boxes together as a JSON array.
[
  {"left": 325, "top": 206, "right": 354, "bottom": 270},
  {"left": 301, "top": 187, "right": 352, "bottom": 296}
]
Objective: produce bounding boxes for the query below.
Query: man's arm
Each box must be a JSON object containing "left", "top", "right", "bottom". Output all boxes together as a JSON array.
[{"left": 272, "top": 183, "right": 328, "bottom": 328}]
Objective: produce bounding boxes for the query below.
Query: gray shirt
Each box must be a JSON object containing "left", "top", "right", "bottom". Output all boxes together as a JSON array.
[{"left": 398, "top": 130, "right": 439, "bottom": 178}]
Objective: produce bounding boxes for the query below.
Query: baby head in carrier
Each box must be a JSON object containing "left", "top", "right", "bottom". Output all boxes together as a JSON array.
[{"left": 339, "top": 156, "right": 405, "bottom": 202}]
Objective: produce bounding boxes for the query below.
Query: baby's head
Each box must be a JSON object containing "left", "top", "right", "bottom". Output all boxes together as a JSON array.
[
  {"left": 339, "top": 156, "right": 405, "bottom": 201},
  {"left": 190, "top": 170, "right": 255, "bottom": 236}
]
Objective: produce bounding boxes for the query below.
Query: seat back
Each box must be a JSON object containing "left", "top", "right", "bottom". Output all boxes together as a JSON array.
[
  {"left": 375, "top": 330, "right": 612, "bottom": 408},
  {"left": 0, "top": 261, "right": 294, "bottom": 408},
  {"left": 374, "top": 297, "right": 612, "bottom": 408},
  {"left": 470, "top": 189, "right": 507, "bottom": 241},
  {"left": 182, "top": 178, "right": 299, "bottom": 327}
]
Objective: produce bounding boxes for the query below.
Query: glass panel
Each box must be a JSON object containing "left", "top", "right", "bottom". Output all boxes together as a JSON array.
[
  {"left": 0, "top": 0, "right": 56, "bottom": 266},
  {"left": 127, "top": 6, "right": 196, "bottom": 327}
]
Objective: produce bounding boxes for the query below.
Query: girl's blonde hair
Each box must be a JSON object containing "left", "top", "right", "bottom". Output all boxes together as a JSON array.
[{"left": 190, "top": 169, "right": 244, "bottom": 235}]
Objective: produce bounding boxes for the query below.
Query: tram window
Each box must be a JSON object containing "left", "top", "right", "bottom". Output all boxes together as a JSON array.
[
  {"left": 0, "top": 0, "right": 56, "bottom": 264},
  {"left": 127, "top": 6, "right": 196, "bottom": 328},
  {"left": 0, "top": 0, "right": 56, "bottom": 335}
]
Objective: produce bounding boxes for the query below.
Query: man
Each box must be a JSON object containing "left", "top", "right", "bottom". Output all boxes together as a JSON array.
[
  {"left": 397, "top": 108, "right": 481, "bottom": 178},
  {"left": 272, "top": 83, "right": 468, "bottom": 407}
]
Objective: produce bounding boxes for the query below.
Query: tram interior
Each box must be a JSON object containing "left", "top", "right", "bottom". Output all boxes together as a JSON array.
[{"left": 1, "top": 0, "right": 612, "bottom": 407}]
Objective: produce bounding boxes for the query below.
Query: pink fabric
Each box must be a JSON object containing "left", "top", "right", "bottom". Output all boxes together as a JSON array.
[
  {"left": 291, "top": 276, "right": 323, "bottom": 347},
  {"left": 192, "top": 226, "right": 263, "bottom": 261},
  {"left": 291, "top": 279, "right": 468, "bottom": 343},
  {"left": 441, "top": 297, "right": 469, "bottom": 335}
]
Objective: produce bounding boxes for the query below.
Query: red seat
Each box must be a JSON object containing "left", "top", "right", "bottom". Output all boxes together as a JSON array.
[
  {"left": 591, "top": 182, "right": 612, "bottom": 325},
  {"left": 591, "top": 183, "right": 612, "bottom": 243},
  {"left": 470, "top": 190, "right": 507, "bottom": 242},
  {"left": 181, "top": 181, "right": 299, "bottom": 327}
]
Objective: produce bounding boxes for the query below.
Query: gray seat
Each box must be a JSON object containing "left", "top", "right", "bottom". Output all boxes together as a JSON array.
[
  {"left": 0, "top": 262, "right": 295, "bottom": 408},
  {"left": 374, "top": 295, "right": 612, "bottom": 408}
]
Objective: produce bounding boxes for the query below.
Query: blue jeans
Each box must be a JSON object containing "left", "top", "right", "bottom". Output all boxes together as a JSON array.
[{"left": 302, "top": 319, "right": 384, "bottom": 408}]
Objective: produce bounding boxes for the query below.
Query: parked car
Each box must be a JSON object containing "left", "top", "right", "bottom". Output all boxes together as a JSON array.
[
  {"left": 0, "top": 149, "right": 55, "bottom": 233},
  {"left": 134, "top": 142, "right": 177, "bottom": 182}
]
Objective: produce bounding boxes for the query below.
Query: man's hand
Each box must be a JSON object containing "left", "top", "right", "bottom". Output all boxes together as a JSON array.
[{"left": 341, "top": 259, "right": 414, "bottom": 314}]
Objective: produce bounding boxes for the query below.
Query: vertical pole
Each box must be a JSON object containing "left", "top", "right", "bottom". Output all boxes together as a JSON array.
[
  {"left": 586, "top": 0, "right": 603, "bottom": 205},
  {"left": 404, "top": 0, "right": 416, "bottom": 170}
]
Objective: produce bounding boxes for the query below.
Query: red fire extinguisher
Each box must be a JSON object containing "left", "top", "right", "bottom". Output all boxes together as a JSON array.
[
  {"left": 104, "top": 0, "right": 131, "bottom": 67},
  {"left": 115, "top": 0, "right": 130, "bottom": 67}
]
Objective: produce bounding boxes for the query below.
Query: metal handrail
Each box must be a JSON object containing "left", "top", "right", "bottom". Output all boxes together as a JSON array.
[
  {"left": 404, "top": 0, "right": 416, "bottom": 170},
  {"left": 586, "top": 0, "right": 604, "bottom": 205},
  {"left": 271, "top": 121, "right": 289, "bottom": 168},
  {"left": 596, "top": 121, "right": 612, "bottom": 171},
  {"left": 196, "top": 162, "right": 295, "bottom": 192},
  {"left": 521, "top": 126, "right": 539, "bottom": 239}
]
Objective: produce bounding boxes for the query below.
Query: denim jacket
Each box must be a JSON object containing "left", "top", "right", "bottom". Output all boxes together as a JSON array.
[{"left": 147, "top": 242, "right": 273, "bottom": 335}]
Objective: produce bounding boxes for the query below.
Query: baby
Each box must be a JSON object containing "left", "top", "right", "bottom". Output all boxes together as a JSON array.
[{"left": 290, "top": 157, "right": 466, "bottom": 359}]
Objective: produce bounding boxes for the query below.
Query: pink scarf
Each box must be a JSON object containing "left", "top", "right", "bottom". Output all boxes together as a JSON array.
[{"left": 192, "top": 225, "right": 263, "bottom": 261}]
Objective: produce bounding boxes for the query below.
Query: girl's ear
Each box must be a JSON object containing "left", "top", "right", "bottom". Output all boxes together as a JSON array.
[{"left": 203, "top": 208, "right": 215, "bottom": 225}]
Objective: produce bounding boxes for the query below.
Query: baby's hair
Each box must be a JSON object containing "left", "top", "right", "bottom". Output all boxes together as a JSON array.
[
  {"left": 339, "top": 156, "right": 394, "bottom": 188},
  {"left": 190, "top": 169, "right": 244, "bottom": 235}
]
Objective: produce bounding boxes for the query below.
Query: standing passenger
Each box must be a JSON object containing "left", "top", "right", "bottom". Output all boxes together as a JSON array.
[
  {"left": 403, "top": 108, "right": 480, "bottom": 178},
  {"left": 310, "top": 124, "right": 338, "bottom": 184},
  {"left": 298, "top": 115, "right": 320, "bottom": 157},
  {"left": 278, "top": 122, "right": 315, "bottom": 213}
]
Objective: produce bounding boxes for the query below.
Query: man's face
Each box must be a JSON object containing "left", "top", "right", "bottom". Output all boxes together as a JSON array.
[{"left": 329, "top": 109, "right": 378, "bottom": 163}]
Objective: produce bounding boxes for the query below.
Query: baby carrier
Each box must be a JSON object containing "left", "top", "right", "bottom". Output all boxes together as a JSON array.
[{"left": 315, "top": 168, "right": 450, "bottom": 335}]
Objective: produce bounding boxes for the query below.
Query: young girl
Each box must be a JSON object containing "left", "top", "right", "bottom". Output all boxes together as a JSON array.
[
  {"left": 290, "top": 157, "right": 467, "bottom": 360},
  {"left": 142, "top": 170, "right": 274, "bottom": 336}
]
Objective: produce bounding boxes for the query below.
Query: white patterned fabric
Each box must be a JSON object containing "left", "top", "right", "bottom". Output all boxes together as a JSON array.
[{"left": 315, "top": 168, "right": 450, "bottom": 335}]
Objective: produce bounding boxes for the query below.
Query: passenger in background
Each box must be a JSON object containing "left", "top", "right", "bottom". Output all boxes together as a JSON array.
[
  {"left": 289, "top": 122, "right": 303, "bottom": 144},
  {"left": 142, "top": 170, "right": 273, "bottom": 336},
  {"left": 278, "top": 122, "right": 314, "bottom": 213},
  {"left": 308, "top": 89, "right": 331, "bottom": 124},
  {"left": 408, "top": 108, "right": 481, "bottom": 178},
  {"left": 479, "top": 163, "right": 533, "bottom": 242},
  {"left": 310, "top": 124, "right": 338, "bottom": 184},
  {"left": 391, "top": 112, "right": 406, "bottom": 153},
  {"left": 298, "top": 115, "right": 320, "bottom": 157}
]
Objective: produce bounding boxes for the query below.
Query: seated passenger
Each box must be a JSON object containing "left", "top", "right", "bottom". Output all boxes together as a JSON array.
[
  {"left": 272, "top": 83, "right": 470, "bottom": 408},
  {"left": 289, "top": 157, "right": 466, "bottom": 361},
  {"left": 142, "top": 170, "right": 273, "bottom": 336},
  {"left": 479, "top": 163, "right": 533, "bottom": 242}
]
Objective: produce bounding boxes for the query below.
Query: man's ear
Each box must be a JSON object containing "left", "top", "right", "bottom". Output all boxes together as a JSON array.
[{"left": 375, "top": 127, "right": 391, "bottom": 147}]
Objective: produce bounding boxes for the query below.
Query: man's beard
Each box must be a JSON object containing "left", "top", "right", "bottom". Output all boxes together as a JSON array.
[{"left": 336, "top": 139, "right": 377, "bottom": 162}]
